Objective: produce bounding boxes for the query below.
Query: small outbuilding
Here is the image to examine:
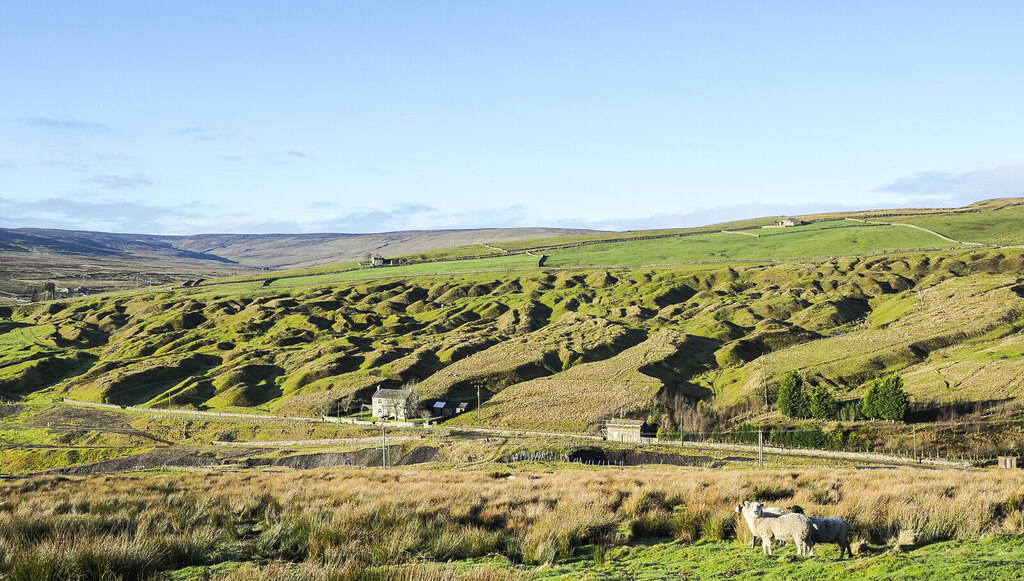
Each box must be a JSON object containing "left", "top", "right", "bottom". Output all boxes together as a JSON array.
[
  {"left": 371, "top": 388, "right": 415, "bottom": 420},
  {"left": 431, "top": 401, "right": 469, "bottom": 417},
  {"left": 998, "top": 455, "right": 1018, "bottom": 469},
  {"left": 605, "top": 418, "right": 646, "bottom": 443}
]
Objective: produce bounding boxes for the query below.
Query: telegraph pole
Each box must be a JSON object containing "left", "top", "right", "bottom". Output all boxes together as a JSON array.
[
  {"left": 913, "top": 425, "right": 918, "bottom": 459},
  {"left": 761, "top": 354, "right": 769, "bottom": 409},
  {"left": 477, "top": 384, "right": 481, "bottom": 424},
  {"left": 758, "top": 428, "right": 764, "bottom": 468},
  {"left": 382, "top": 425, "right": 387, "bottom": 469}
]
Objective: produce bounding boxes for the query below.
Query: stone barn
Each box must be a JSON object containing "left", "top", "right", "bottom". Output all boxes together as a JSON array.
[{"left": 605, "top": 418, "right": 646, "bottom": 443}]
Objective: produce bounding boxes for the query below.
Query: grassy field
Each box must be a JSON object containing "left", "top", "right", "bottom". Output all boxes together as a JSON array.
[
  {"left": 893, "top": 203, "right": 1024, "bottom": 246},
  {"left": 3, "top": 201, "right": 1024, "bottom": 465},
  {"left": 0, "top": 402, "right": 391, "bottom": 475},
  {"left": 542, "top": 223, "right": 959, "bottom": 268},
  {"left": 1, "top": 465, "right": 1023, "bottom": 580},
  {"left": 535, "top": 535, "right": 1024, "bottom": 580},
  {"left": 262, "top": 221, "right": 964, "bottom": 288},
  {"left": 4, "top": 246, "right": 1024, "bottom": 448},
  {"left": 268, "top": 254, "right": 541, "bottom": 287}
]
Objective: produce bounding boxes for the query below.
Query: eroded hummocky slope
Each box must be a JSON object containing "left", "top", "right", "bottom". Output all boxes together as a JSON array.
[
  {"left": 466, "top": 330, "right": 716, "bottom": 433},
  {"left": 2, "top": 247, "right": 1024, "bottom": 432}
]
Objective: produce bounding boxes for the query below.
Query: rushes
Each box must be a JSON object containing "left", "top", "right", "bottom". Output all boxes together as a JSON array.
[{"left": 1, "top": 467, "right": 1024, "bottom": 578}]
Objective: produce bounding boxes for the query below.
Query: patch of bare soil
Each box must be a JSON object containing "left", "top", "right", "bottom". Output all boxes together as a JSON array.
[
  {"left": 30, "top": 405, "right": 132, "bottom": 428},
  {"left": 0, "top": 404, "right": 25, "bottom": 420},
  {"left": 33, "top": 445, "right": 440, "bottom": 476},
  {"left": 274, "top": 446, "right": 440, "bottom": 469},
  {"left": 37, "top": 446, "right": 256, "bottom": 475},
  {"left": 566, "top": 447, "right": 718, "bottom": 467}
]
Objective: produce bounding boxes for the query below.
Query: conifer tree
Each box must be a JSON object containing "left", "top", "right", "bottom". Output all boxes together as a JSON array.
[
  {"left": 777, "top": 371, "right": 810, "bottom": 418},
  {"left": 810, "top": 385, "right": 839, "bottom": 420},
  {"left": 861, "top": 377, "right": 881, "bottom": 419},
  {"left": 877, "top": 373, "right": 908, "bottom": 422},
  {"left": 862, "top": 373, "right": 908, "bottom": 421}
]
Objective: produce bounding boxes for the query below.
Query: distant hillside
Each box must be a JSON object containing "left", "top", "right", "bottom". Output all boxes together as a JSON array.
[
  {"left": 156, "top": 227, "right": 601, "bottom": 269},
  {"left": 3, "top": 198, "right": 1022, "bottom": 303},
  {"left": 5, "top": 198, "right": 1024, "bottom": 459},
  {"left": 0, "top": 227, "right": 599, "bottom": 302}
]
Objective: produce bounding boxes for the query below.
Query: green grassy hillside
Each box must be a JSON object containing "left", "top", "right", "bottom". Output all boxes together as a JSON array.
[{"left": 3, "top": 200, "right": 1024, "bottom": 445}]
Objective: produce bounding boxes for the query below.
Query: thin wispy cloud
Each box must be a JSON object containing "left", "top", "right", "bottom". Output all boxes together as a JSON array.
[
  {"left": 0, "top": 195, "right": 200, "bottom": 234},
  {"left": 220, "top": 151, "right": 315, "bottom": 165},
  {"left": 874, "top": 165, "right": 1024, "bottom": 203},
  {"left": 85, "top": 174, "right": 152, "bottom": 190},
  {"left": 308, "top": 201, "right": 341, "bottom": 210},
  {"left": 176, "top": 126, "right": 224, "bottom": 142},
  {"left": 543, "top": 203, "right": 851, "bottom": 232},
  {"left": 19, "top": 116, "right": 114, "bottom": 135}
]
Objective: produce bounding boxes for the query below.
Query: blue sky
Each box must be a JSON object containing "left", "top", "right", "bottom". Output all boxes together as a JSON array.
[{"left": 2, "top": 1, "right": 1023, "bottom": 234}]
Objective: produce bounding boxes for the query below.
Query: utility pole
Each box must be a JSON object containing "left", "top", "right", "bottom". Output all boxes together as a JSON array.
[
  {"left": 757, "top": 430, "right": 765, "bottom": 471},
  {"left": 761, "top": 354, "right": 769, "bottom": 409},
  {"left": 382, "top": 425, "right": 387, "bottom": 469},
  {"left": 913, "top": 425, "right": 918, "bottom": 458},
  {"left": 477, "top": 384, "right": 481, "bottom": 424}
]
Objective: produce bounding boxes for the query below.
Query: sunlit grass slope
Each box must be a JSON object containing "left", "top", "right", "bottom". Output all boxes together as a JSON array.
[{"left": 4, "top": 242, "right": 1024, "bottom": 436}]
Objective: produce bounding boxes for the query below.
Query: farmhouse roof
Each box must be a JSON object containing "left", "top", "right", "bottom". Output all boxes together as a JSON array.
[
  {"left": 606, "top": 418, "right": 645, "bottom": 427},
  {"left": 372, "top": 388, "right": 408, "bottom": 399}
]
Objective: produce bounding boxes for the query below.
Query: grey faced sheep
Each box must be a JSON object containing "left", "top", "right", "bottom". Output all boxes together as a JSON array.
[
  {"left": 787, "top": 505, "right": 852, "bottom": 558},
  {"left": 736, "top": 500, "right": 814, "bottom": 556}
]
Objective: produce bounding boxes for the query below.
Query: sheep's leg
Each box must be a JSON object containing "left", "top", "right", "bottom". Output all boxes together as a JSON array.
[
  {"left": 796, "top": 540, "right": 808, "bottom": 556},
  {"left": 761, "top": 536, "right": 773, "bottom": 556}
]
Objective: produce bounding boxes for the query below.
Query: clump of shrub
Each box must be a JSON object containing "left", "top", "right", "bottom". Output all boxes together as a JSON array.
[{"left": 862, "top": 373, "right": 909, "bottom": 421}]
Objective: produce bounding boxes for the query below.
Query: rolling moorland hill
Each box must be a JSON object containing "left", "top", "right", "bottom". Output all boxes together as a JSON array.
[
  {"left": 3, "top": 198, "right": 1024, "bottom": 456},
  {"left": 0, "top": 226, "right": 598, "bottom": 302}
]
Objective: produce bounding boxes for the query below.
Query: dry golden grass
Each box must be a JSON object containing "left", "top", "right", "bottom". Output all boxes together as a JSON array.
[{"left": 1, "top": 465, "right": 1023, "bottom": 579}]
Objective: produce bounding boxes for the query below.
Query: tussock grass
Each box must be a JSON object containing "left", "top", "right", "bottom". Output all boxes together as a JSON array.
[{"left": 1, "top": 466, "right": 1023, "bottom": 578}]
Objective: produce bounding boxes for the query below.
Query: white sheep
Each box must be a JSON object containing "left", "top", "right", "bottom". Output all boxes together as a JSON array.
[
  {"left": 734, "top": 503, "right": 786, "bottom": 547},
  {"left": 736, "top": 500, "right": 814, "bottom": 556}
]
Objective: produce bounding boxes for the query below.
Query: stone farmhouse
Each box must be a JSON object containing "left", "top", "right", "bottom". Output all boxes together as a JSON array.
[{"left": 371, "top": 388, "right": 415, "bottom": 420}]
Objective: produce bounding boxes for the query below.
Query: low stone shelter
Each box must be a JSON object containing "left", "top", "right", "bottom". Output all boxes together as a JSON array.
[{"left": 605, "top": 418, "right": 646, "bottom": 443}]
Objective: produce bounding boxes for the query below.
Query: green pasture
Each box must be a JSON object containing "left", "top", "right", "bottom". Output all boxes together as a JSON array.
[
  {"left": 543, "top": 223, "right": 960, "bottom": 268},
  {"left": 894, "top": 203, "right": 1024, "bottom": 246},
  {"left": 268, "top": 253, "right": 541, "bottom": 286},
  {"left": 533, "top": 535, "right": 1024, "bottom": 580},
  {"left": 262, "top": 222, "right": 962, "bottom": 287}
]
